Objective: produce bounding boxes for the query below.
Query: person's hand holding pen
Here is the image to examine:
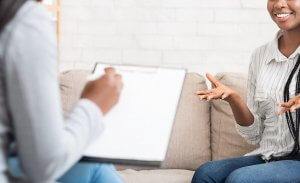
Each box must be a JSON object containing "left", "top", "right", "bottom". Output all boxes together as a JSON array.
[
  {"left": 277, "top": 94, "right": 300, "bottom": 115},
  {"left": 195, "top": 73, "right": 237, "bottom": 102},
  {"left": 81, "top": 67, "right": 123, "bottom": 115}
]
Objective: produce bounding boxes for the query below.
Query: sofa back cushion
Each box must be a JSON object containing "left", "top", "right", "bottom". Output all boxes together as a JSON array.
[
  {"left": 162, "top": 73, "right": 211, "bottom": 170},
  {"left": 60, "top": 70, "right": 90, "bottom": 116},
  {"left": 60, "top": 70, "right": 211, "bottom": 170},
  {"left": 210, "top": 72, "right": 257, "bottom": 161}
]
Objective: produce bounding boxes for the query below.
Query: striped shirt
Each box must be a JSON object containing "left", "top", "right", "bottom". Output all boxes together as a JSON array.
[{"left": 236, "top": 31, "right": 300, "bottom": 161}]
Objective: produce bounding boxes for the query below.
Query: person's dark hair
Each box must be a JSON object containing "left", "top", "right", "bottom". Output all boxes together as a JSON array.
[
  {"left": 0, "top": 0, "right": 41, "bottom": 34},
  {"left": 283, "top": 56, "right": 300, "bottom": 159},
  {"left": 272, "top": 56, "right": 300, "bottom": 161}
]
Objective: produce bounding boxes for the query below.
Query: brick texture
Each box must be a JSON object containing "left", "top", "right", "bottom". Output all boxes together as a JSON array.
[{"left": 59, "top": 0, "right": 278, "bottom": 75}]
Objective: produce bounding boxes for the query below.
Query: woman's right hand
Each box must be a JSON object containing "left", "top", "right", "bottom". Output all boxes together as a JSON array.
[
  {"left": 195, "top": 73, "right": 237, "bottom": 102},
  {"left": 81, "top": 67, "right": 123, "bottom": 115}
]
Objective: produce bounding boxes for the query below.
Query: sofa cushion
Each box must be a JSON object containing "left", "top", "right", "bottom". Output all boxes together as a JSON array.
[
  {"left": 118, "top": 169, "right": 194, "bottom": 183},
  {"left": 162, "top": 73, "right": 211, "bottom": 170},
  {"left": 210, "top": 72, "right": 257, "bottom": 161},
  {"left": 60, "top": 70, "right": 90, "bottom": 116},
  {"left": 60, "top": 70, "right": 211, "bottom": 170}
]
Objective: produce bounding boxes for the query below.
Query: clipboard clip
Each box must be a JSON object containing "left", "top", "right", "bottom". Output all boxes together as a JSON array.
[
  {"left": 116, "top": 66, "right": 159, "bottom": 74},
  {"left": 93, "top": 63, "right": 159, "bottom": 74}
]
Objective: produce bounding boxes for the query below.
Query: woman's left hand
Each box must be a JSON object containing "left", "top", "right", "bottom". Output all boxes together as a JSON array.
[{"left": 277, "top": 94, "right": 300, "bottom": 115}]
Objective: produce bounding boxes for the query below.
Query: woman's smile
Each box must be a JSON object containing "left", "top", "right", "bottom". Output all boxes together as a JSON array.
[
  {"left": 268, "top": 0, "right": 300, "bottom": 31},
  {"left": 273, "top": 11, "right": 294, "bottom": 22}
]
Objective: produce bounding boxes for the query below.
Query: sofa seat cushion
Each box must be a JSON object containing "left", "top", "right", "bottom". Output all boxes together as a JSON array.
[{"left": 118, "top": 169, "right": 194, "bottom": 183}]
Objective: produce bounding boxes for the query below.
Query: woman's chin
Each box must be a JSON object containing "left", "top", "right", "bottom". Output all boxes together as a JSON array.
[{"left": 276, "top": 23, "right": 300, "bottom": 31}]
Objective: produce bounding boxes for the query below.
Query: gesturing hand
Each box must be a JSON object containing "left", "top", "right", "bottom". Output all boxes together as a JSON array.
[
  {"left": 277, "top": 94, "right": 300, "bottom": 115},
  {"left": 195, "top": 73, "right": 237, "bottom": 102}
]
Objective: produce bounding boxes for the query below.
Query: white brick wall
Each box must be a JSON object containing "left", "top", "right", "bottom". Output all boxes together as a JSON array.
[{"left": 59, "top": 0, "right": 278, "bottom": 75}]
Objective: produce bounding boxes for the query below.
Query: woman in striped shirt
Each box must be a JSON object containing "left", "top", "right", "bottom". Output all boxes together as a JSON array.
[{"left": 192, "top": 0, "right": 300, "bottom": 182}]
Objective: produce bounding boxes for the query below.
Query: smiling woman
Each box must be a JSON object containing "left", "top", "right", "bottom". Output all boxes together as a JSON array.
[
  {"left": 192, "top": 0, "right": 300, "bottom": 182},
  {"left": 267, "top": 0, "right": 300, "bottom": 57},
  {"left": 268, "top": 0, "right": 300, "bottom": 30}
]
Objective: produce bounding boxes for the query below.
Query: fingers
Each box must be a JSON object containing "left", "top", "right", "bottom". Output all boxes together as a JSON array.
[
  {"left": 105, "top": 67, "right": 116, "bottom": 77},
  {"left": 277, "top": 99, "right": 300, "bottom": 115},
  {"left": 198, "top": 94, "right": 210, "bottom": 100},
  {"left": 196, "top": 90, "right": 224, "bottom": 101},
  {"left": 287, "top": 100, "right": 296, "bottom": 106},
  {"left": 104, "top": 67, "right": 122, "bottom": 81},
  {"left": 277, "top": 105, "right": 300, "bottom": 115},
  {"left": 115, "top": 74, "right": 124, "bottom": 91},
  {"left": 290, "top": 100, "right": 300, "bottom": 112},
  {"left": 206, "top": 93, "right": 222, "bottom": 101},
  {"left": 290, "top": 104, "right": 300, "bottom": 112},
  {"left": 206, "top": 73, "right": 220, "bottom": 87},
  {"left": 195, "top": 89, "right": 214, "bottom": 99},
  {"left": 101, "top": 68, "right": 123, "bottom": 91},
  {"left": 195, "top": 90, "right": 212, "bottom": 95},
  {"left": 277, "top": 107, "right": 289, "bottom": 116},
  {"left": 114, "top": 73, "right": 122, "bottom": 80},
  {"left": 221, "top": 93, "right": 229, "bottom": 100},
  {"left": 277, "top": 94, "right": 300, "bottom": 113},
  {"left": 278, "top": 101, "right": 294, "bottom": 108}
]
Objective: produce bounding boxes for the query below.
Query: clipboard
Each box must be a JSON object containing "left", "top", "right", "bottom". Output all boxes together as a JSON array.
[{"left": 82, "top": 63, "right": 186, "bottom": 167}]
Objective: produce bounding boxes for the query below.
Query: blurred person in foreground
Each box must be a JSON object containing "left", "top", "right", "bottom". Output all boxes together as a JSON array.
[{"left": 0, "top": 0, "right": 124, "bottom": 182}]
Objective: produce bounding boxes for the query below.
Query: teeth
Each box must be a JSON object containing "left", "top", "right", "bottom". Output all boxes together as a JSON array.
[{"left": 276, "top": 13, "right": 291, "bottom": 18}]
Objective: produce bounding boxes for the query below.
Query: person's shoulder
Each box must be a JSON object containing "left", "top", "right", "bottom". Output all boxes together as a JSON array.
[
  {"left": 13, "top": 1, "right": 53, "bottom": 31},
  {"left": 251, "top": 40, "right": 273, "bottom": 59},
  {"left": 2, "top": 1, "right": 54, "bottom": 40},
  {"left": 4, "top": 1, "right": 56, "bottom": 50},
  {"left": 2, "top": 1, "right": 56, "bottom": 63},
  {"left": 1, "top": 1, "right": 51, "bottom": 42},
  {"left": 249, "top": 39, "right": 274, "bottom": 67}
]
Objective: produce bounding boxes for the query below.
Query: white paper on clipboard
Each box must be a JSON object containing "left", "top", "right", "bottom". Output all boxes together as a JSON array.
[{"left": 83, "top": 63, "right": 186, "bottom": 166}]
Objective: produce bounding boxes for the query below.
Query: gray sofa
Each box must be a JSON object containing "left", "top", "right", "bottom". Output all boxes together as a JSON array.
[{"left": 60, "top": 70, "right": 257, "bottom": 183}]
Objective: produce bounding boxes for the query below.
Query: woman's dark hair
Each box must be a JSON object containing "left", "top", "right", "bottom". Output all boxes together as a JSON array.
[
  {"left": 0, "top": 0, "right": 41, "bottom": 34},
  {"left": 283, "top": 56, "right": 300, "bottom": 158},
  {"left": 273, "top": 56, "right": 300, "bottom": 161}
]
